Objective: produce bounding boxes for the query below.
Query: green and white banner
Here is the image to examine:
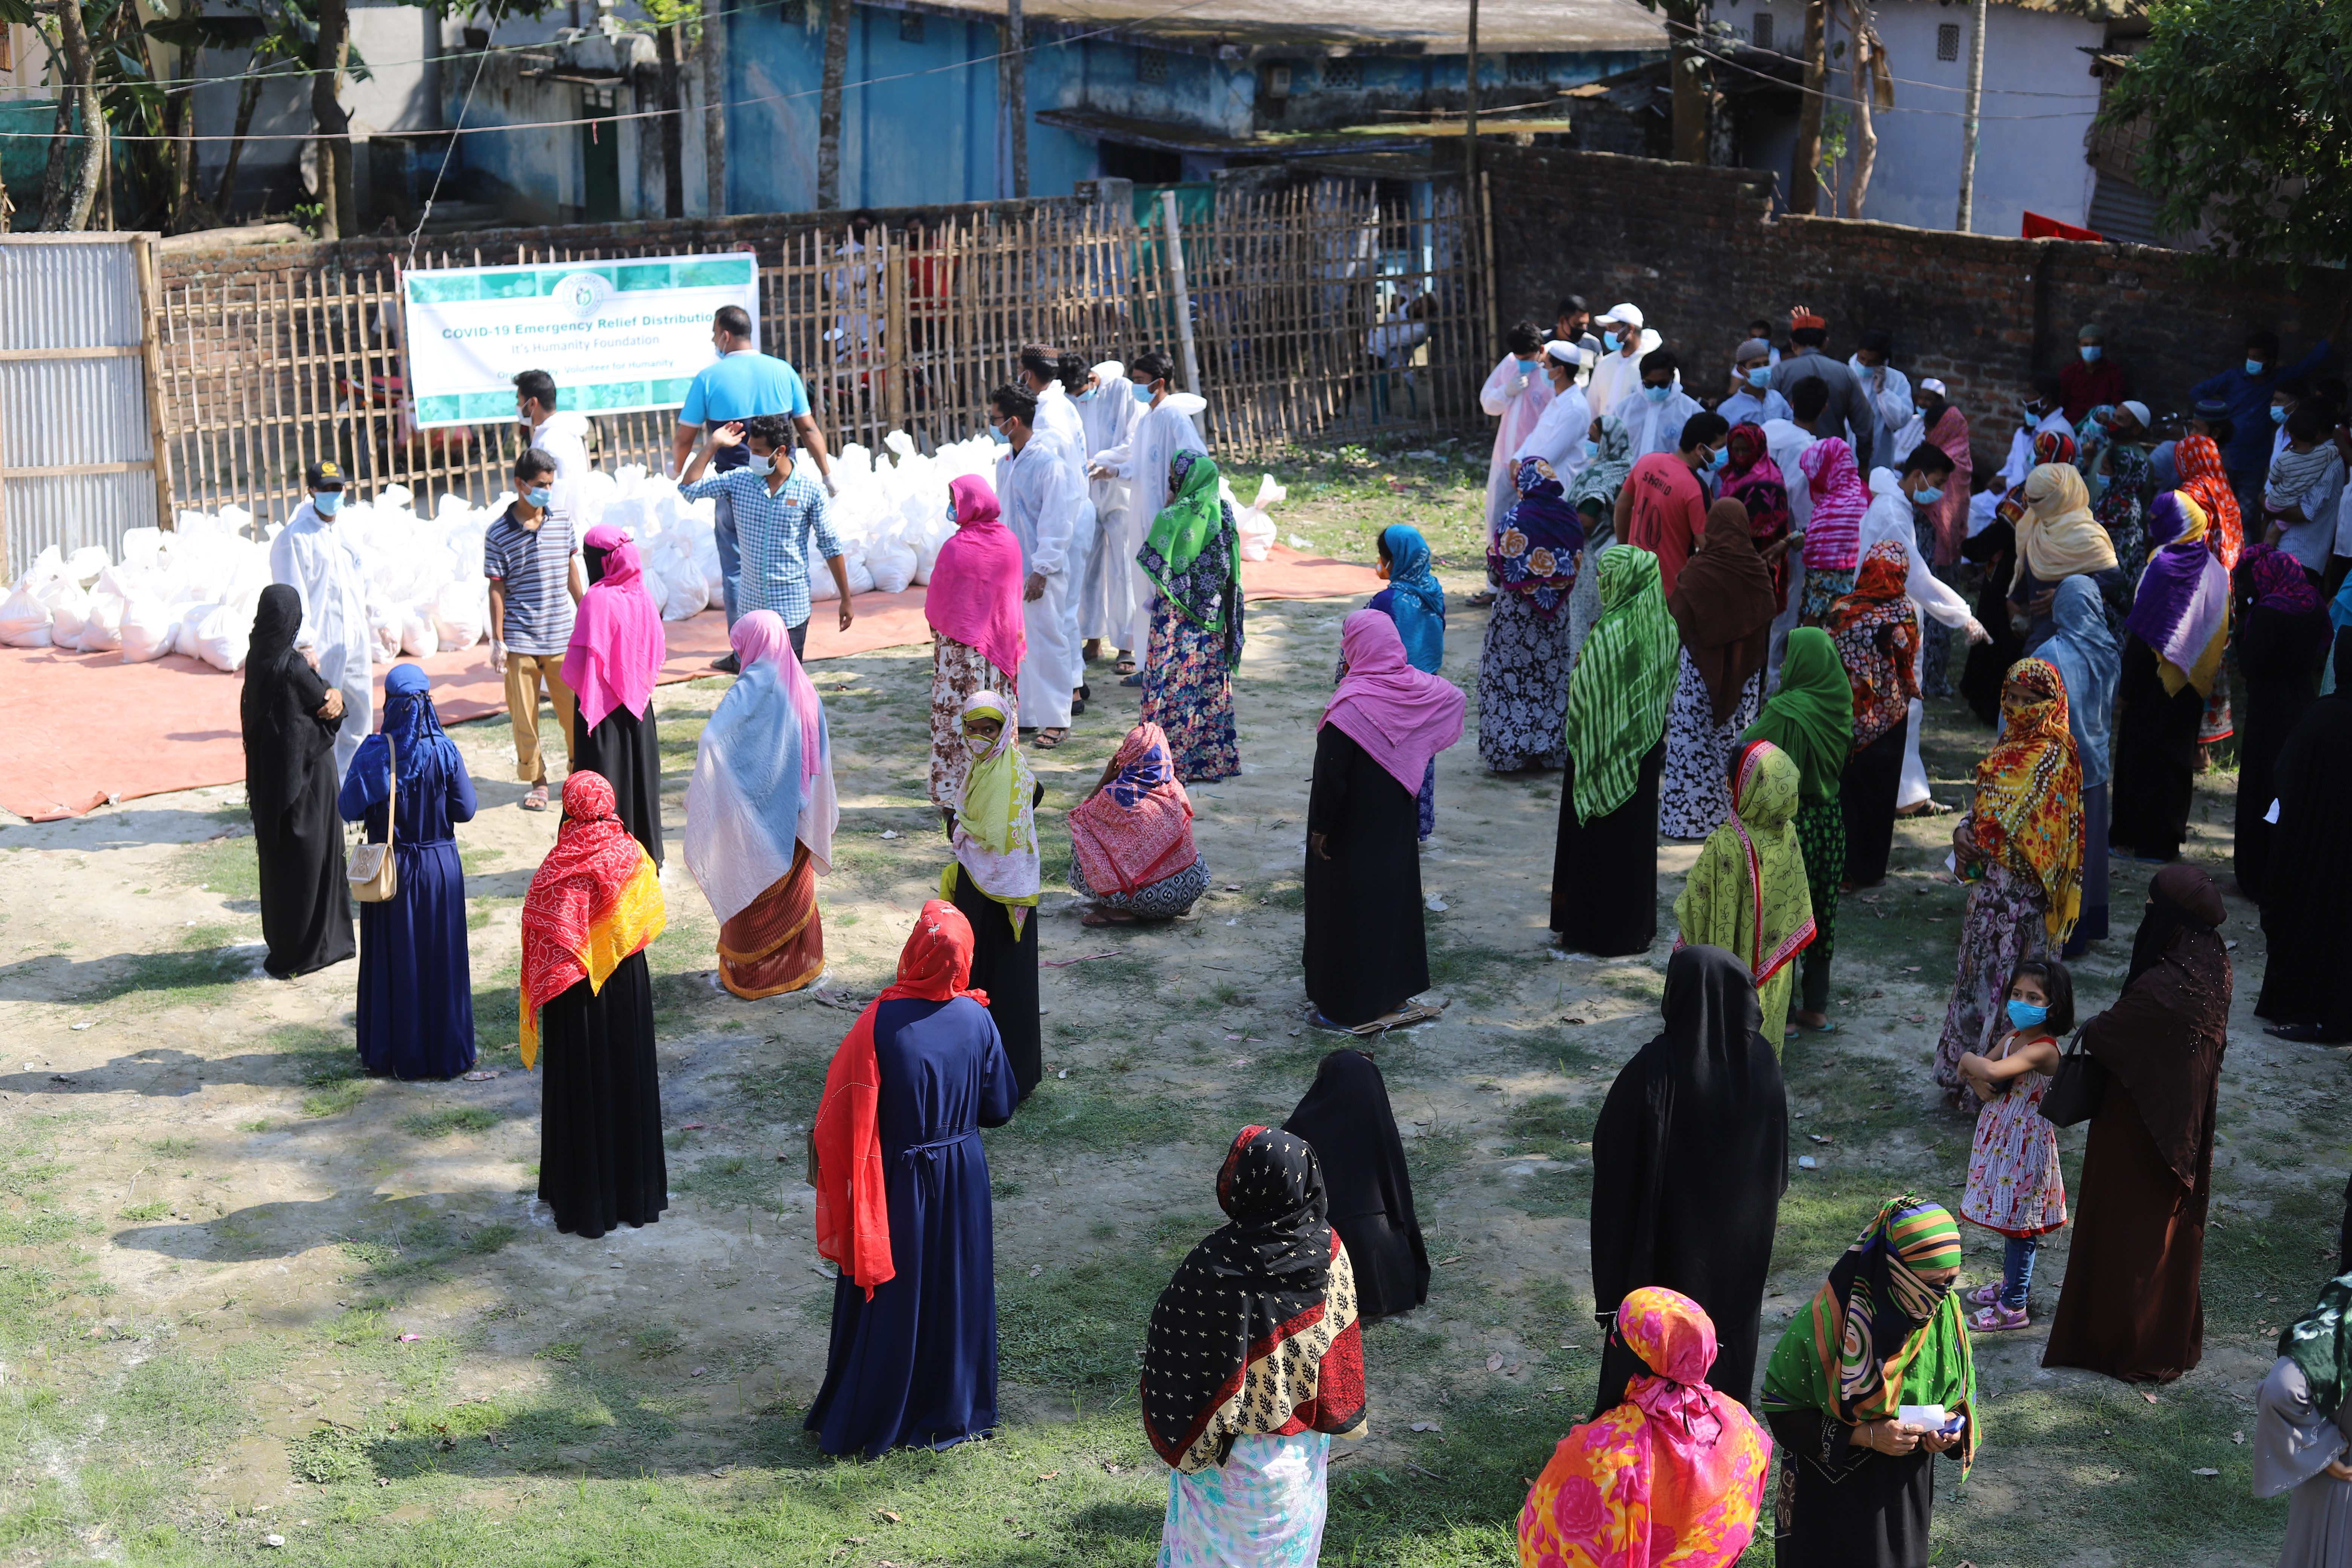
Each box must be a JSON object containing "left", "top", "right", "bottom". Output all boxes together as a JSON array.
[{"left": 401, "top": 253, "right": 760, "bottom": 428}]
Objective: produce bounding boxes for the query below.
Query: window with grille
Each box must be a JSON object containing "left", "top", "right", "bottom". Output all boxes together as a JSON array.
[
  {"left": 899, "top": 11, "right": 924, "bottom": 43},
  {"left": 1938, "top": 22, "right": 1961, "bottom": 61},
  {"left": 1138, "top": 47, "right": 1170, "bottom": 83},
  {"left": 1506, "top": 54, "right": 1542, "bottom": 84},
  {"left": 1323, "top": 56, "right": 1359, "bottom": 89},
  {"left": 779, "top": 0, "right": 804, "bottom": 21},
  {"left": 1751, "top": 12, "right": 1773, "bottom": 50}
]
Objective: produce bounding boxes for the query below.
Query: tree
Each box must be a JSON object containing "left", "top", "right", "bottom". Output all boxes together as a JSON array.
[
  {"left": 815, "top": 0, "right": 850, "bottom": 208},
  {"left": 32, "top": 0, "right": 109, "bottom": 230},
  {"left": 2100, "top": 0, "right": 2352, "bottom": 275},
  {"left": 1788, "top": 0, "right": 1828, "bottom": 213},
  {"left": 635, "top": 0, "right": 695, "bottom": 220},
  {"left": 1626, "top": 0, "right": 1708, "bottom": 164}
]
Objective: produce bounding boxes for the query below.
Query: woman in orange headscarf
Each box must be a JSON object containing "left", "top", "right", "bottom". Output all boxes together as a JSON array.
[
  {"left": 1519, "top": 1286, "right": 1771, "bottom": 1568},
  {"left": 2176, "top": 423, "right": 2244, "bottom": 754},
  {"left": 521, "top": 770, "right": 667, "bottom": 1239},
  {"left": 805, "top": 899, "right": 1017, "bottom": 1458}
]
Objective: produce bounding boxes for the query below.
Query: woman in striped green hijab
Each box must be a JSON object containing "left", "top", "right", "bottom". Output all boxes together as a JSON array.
[
  {"left": 1550, "top": 545, "right": 1677, "bottom": 956},
  {"left": 1762, "top": 1194, "right": 1976, "bottom": 1568}
]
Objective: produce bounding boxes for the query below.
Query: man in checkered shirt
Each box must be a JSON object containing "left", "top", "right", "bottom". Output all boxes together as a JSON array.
[{"left": 679, "top": 415, "right": 855, "bottom": 659}]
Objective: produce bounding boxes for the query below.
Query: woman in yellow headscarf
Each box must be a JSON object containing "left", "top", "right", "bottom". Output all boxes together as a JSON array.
[
  {"left": 1673, "top": 738, "right": 1815, "bottom": 1047},
  {"left": 2008, "top": 462, "right": 2122, "bottom": 646},
  {"left": 1931, "top": 658, "right": 2082, "bottom": 1099},
  {"left": 942, "top": 690, "right": 1043, "bottom": 1100},
  {"left": 2112, "top": 490, "right": 2230, "bottom": 864}
]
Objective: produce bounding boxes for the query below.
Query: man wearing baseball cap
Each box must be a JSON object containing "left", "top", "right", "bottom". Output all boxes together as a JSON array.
[
  {"left": 268, "top": 459, "right": 374, "bottom": 773},
  {"left": 1769, "top": 306, "right": 1873, "bottom": 471},
  {"left": 1586, "top": 303, "right": 1660, "bottom": 423}
]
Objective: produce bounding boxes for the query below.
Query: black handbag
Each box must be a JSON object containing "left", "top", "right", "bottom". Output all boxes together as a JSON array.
[{"left": 2038, "top": 1024, "right": 2105, "bottom": 1127}]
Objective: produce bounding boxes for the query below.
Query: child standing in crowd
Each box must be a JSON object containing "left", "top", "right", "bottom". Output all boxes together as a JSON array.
[{"left": 1953, "top": 958, "right": 2073, "bottom": 1332}]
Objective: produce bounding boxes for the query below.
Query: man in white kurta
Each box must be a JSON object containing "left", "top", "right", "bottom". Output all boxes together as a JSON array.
[
  {"left": 1092, "top": 358, "right": 1206, "bottom": 669},
  {"left": 1586, "top": 303, "right": 1662, "bottom": 423},
  {"left": 268, "top": 461, "right": 374, "bottom": 775},
  {"left": 994, "top": 391, "right": 1085, "bottom": 733},
  {"left": 516, "top": 371, "right": 594, "bottom": 533},
  {"left": 1857, "top": 459, "right": 1990, "bottom": 807},
  {"left": 1075, "top": 359, "right": 1141, "bottom": 655},
  {"left": 1479, "top": 332, "right": 1553, "bottom": 542},
  {"left": 1023, "top": 360, "right": 1099, "bottom": 694},
  {"left": 1511, "top": 340, "right": 1593, "bottom": 480}
]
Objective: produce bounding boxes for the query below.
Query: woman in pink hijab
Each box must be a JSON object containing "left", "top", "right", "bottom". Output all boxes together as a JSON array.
[
  {"left": 924, "top": 473, "right": 1026, "bottom": 818},
  {"left": 564, "top": 523, "right": 669, "bottom": 864},
  {"left": 1305, "top": 609, "right": 1465, "bottom": 1028}
]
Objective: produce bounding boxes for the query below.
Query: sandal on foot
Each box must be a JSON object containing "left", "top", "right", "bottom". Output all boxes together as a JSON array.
[
  {"left": 1970, "top": 1303, "right": 2029, "bottom": 1332},
  {"left": 1963, "top": 1280, "right": 2005, "bottom": 1308},
  {"left": 1115, "top": 655, "right": 1137, "bottom": 675},
  {"left": 1119, "top": 673, "right": 1143, "bottom": 687},
  {"left": 521, "top": 784, "right": 550, "bottom": 812},
  {"left": 1033, "top": 728, "right": 1069, "bottom": 750}
]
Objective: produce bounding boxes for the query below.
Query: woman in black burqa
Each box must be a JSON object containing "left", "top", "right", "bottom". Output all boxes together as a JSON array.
[
  {"left": 2257, "top": 626, "right": 2352, "bottom": 1043},
  {"left": 1588, "top": 943, "right": 1787, "bottom": 1413},
  {"left": 1282, "top": 1048, "right": 1429, "bottom": 1322},
  {"left": 240, "top": 583, "right": 355, "bottom": 978}
]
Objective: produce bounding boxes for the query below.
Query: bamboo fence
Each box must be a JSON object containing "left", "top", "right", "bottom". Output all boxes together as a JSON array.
[{"left": 152, "top": 179, "right": 1485, "bottom": 525}]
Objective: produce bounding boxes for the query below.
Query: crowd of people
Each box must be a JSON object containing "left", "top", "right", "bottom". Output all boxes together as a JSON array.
[{"left": 222, "top": 295, "right": 2352, "bottom": 1566}]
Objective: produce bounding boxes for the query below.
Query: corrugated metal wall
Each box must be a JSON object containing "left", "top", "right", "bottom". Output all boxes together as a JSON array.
[{"left": 0, "top": 236, "right": 161, "bottom": 579}]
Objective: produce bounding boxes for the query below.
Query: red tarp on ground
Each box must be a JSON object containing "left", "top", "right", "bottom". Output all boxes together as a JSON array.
[{"left": 0, "top": 544, "right": 1383, "bottom": 821}]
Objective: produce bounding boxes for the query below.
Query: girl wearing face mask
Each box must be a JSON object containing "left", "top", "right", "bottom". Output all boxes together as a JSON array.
[
  {"left": 1954, "top": 958, "right": 2073, "bottom": 1333},
  {"left": 940, "top": 691, "right": 1044, "bottom": 1098}
]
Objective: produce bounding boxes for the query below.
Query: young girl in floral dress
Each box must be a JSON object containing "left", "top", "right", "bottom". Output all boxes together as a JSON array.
[{"left": 1954, "top": 957, "right": 2073, "bottom": 1331}]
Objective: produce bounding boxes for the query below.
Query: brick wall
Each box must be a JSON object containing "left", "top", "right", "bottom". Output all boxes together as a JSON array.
[{"left": 1484, "top": 144, "right": 2351, "bottom": 477}]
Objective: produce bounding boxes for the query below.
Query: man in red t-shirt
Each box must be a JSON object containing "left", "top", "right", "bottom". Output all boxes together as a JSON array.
[
  {"left": 1614, "top": 410, "right": 1730, "bottom": 596},
  {"left": 2058, "top": 322, "right": 2127, "bottom": 422}
]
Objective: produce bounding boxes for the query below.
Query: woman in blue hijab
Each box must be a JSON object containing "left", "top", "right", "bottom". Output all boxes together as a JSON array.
[
  {"left": 1367, "top": 523, "right": 1447, "bottom": 838},
  {"left": 339, "top": 663, "right": 480, "bottom": 1079},
  {"left": 2039, "top": 576, "right": 2119, "bottom": 954}
]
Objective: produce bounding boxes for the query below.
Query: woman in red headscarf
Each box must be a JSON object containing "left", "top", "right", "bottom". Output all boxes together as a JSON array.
[
  {"left": 564, "top": 524, "right": 669, "bottom": 865},
  {"left": 805, "top": 899, "right": 1017, "bottom": 1457},
  {"left": 925, "top": 474, "right": 1026, "bottom": 816},
  {"left": 520, "top": 771, "right": 668, "bottom": 1239}
]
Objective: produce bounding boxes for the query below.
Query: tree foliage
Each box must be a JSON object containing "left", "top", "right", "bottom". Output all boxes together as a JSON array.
[{"left": 2101, "top": 0, "right": 2352, "bottom": 276}]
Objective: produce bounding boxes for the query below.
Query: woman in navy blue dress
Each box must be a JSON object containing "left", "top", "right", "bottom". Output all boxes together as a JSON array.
[
  {"left": 806, "top": 899, "right": 1017, "bottom": 1457},
  {"left": 339, "top": 663, "right": 478, "bottom": 1079}
]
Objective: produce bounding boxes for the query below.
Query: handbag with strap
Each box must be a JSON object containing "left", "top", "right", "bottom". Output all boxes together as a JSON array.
[
  {"left": 2037, "top": 1022, "right": 2105, "bottom": 1127},
  {"left": 347, "top": 736, "right": 399, "bottom": 903}
]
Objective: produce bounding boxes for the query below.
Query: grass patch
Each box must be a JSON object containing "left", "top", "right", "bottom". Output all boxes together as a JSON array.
[
  {"left": 399, "top": 1106, "right": 501, "bottom": 1139},
  {"left": 1501, "top": 1093, "right": 1595, "bottom": 1158},
  {"left": 78, "top": 946, "right": 255, "bottom": 1006},
  {"left": 117, "top": 1201, "right": 173, "bottom": 1222},
  {"left": 987, "top": 1075, "right": 1204, "bottom": 1155},
  {"left": 673, "top": 1154, "right": 790, "bottom": 1212},
  {"left": 633, "top": 1325, "right": 684, "bottom": 1360},
  {"left": 997, "top": 1218, "right": 1214, "bottom": 1389},
  {"left": 170, "top": 832, "right": 260, "bottom": 903}
]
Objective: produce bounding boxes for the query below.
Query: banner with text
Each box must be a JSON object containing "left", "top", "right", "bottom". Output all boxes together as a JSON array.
[{"left": 401, "top": 253, "right": 759, "bottom": 428}]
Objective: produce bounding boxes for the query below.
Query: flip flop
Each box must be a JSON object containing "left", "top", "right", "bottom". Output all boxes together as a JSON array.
[
  {"left": 1119, "top": 674, "right": 1143, "bottom": 687},
  {"left": 1033, "top": 728, "right": 1069, "bottom": 749}
]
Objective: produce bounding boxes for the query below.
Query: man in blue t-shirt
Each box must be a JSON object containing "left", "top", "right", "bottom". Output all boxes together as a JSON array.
[{"left": 671, "top": 306, "right": 837, "bottom": 668}]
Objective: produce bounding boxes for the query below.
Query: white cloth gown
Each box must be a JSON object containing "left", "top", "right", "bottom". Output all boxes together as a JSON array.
[
  {"left": 1096, "top": 394, "right": 1207, "bottom": 659},
  {"left": 268, "top": 498, "right": 374, "bottom": 774},
  {"left": 1032, "top": 382, "right": 1099, "bottom": 672},
  {"left": 530, "top": 410, "right": 594, "bottom": 532},
  {"left": 999, "top": 427, "right": 1085, "bottom": 729},
  {"left": 1076, "top": 380, "right": 1141, "bottom": 644},
  {"left": 1511, "top": 384, "right": 1592, "bottom": 478},
  {"left": 1857, "top": 470, "right": 1977, "bottom": 807},
  {"left": 1609, "top": 385, "right": 1704, "bottom": 462},
  {"left": 1479, "top": 354, "right": 1554, "bottom": 541}
]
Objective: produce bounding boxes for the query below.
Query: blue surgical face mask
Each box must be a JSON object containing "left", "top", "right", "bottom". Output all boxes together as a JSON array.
[
  {"left": 1132, "top": 381, "right": 1155, "bottom": 405},
  {"left": 2079, "top": 344, "right": 2102, "bottom": 362},
  {"left": 1705, "top": 445, "right": 1730, "bottom": 472},
  {"left": 2248, "top": 358, "right": 2268, "bottom": 376},
  {"left": 1074, "top": 383, "right": 1098, "bottom": 402},
  {"left": 2272, "top": 404, "right": 2290, "bottom": 424},
  {"left": 314, "top": 490, "right": 342, "bottom": 516},
  {"left": 988, "top": 420, "right": 1011, "bottom": 446},
  {"left": 2006, "top": 998, "right": 2050, "bottom": 1031},
  {"left": 1516, "top": 354, "right": 1540, "bottom": 370},
  {"left": 1644, "top": 384, "right": 1671, "bottom": 404},
  {"left": 747, "top": 454, "right": 775, "bottom": 476},
  {"left": 1746, "top": 366, "right": 1770, "bottom": 388},
  {"left": 526, "top": 486, "right": 552, "bottom": 509},
  {"left": 1913, "top": 484, "right": 1944, "bottom": 506},
  {"left": 1603, "top": 331, "right": 1623, "bottom": 352},
  {"left": 1582, "top": 438, "right": 1599, "bottom": 459}
]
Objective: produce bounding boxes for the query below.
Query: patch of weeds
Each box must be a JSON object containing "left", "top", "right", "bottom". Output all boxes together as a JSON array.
[
  {"left": 633, "top": 1325, "right": 683, "bottom": 1360},
  {"left": 87, "top": 946, "right": 256, "bottom": 1006},
  {"left": 239, "top": 1118, "right": 278, "bottom": 1133},
  {"left": 287, "top": 1424, "right": 374, "bottom": 1484},
  {"left": 1261, "top": 880, "right": 1307, "bottom": 911},
  {"left": 536, "top": 1340, "right": 584, "bottom": 1363},
  {"left": 170, "top": 832, "right": 260, "bottom": 903},
  {"left": 460, "top": 847, "right": 506, "bottom": 873},
  {"left": 991, "top": 1178, "right": 1025, "bottom": 1200},
  {"left": 118, "top": 1202, "right": 173, "bottom": 1223},
  {"left": 1407, "top": 1123, "right": 1473, "bottom": 1183},
  {"left": 1426, "top": 933, "right": 1521, "bottom": 991},
  {"left": 399, "top": 1106, "right": 501, "bottom": 1139},
  {"left": 466, "top": 1223, "right": 518, "bottom": 1256},
  {"left": 988, "top": 1075, "right": 1203, "bottom": 1154},
  {"left": 1501, "top": 1094, "right": 1595, "bottom": 1158},
  {"left": 674, "top": 1154, "right": 787, "bottom": 1211},
  {"left": 998, "top": 1217, "right": 1214, "bottom": 1388},
  {"left": 1516, "top": 1023, "right": 1603, "bottom": 1077},
  {"left": 145, "top": 1136, "right": 196, "bottom": 1157}
]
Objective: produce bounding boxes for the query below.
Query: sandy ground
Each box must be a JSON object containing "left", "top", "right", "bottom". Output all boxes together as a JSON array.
[{"left": 0, "top": 556, "right": 2336, "bottom": 1565}]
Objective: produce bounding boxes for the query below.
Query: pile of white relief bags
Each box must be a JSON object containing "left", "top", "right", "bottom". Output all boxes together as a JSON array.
[{"left": 0, "top": 426, "right": 1285, "bottom": 671}]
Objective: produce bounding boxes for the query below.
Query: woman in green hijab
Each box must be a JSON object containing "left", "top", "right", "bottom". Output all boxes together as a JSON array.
[
  {"left": 1743, "top": 626, "right": 1854, "bottom": 1037},
  {"left": 1551, "top": 545, "right": 1677, "bottom": 956},
  {"left": 1138, "top": 450, "right": 1245, "bottom": 782},
  {"left": 2257, "top": 1272, "right": 2352, "bottom": 1566},
  {"left": 1673, "top": 738, "right": 1815, "bottom": 1046}
]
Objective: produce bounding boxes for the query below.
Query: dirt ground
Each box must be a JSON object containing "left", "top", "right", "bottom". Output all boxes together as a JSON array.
[{"left": 0, "top": 448, "right": 2339, "bottom": 1566}]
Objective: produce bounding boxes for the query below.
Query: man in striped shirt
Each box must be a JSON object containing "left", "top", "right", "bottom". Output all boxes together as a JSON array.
[
  {"left": 484, "top": 448, "right": 586, "bottom": 811},
  {"left": 679, "top": 415, "right": 853, "bottom": 659}
]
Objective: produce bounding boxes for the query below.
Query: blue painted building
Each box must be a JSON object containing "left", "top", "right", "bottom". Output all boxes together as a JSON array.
[{"left": 438, "top": 0, "right": 1665, "bottom": 222}]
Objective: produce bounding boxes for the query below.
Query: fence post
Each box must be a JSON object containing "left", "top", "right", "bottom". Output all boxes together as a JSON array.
[
  {"left": 884, "top": 232, "right": 909, "bottom": 437},
  {"left": 133, "top": 234, "right": 176, "bottom": 531},
  {"left": 1159, "top": 188, "right": 1203, "bottom": 444}
]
